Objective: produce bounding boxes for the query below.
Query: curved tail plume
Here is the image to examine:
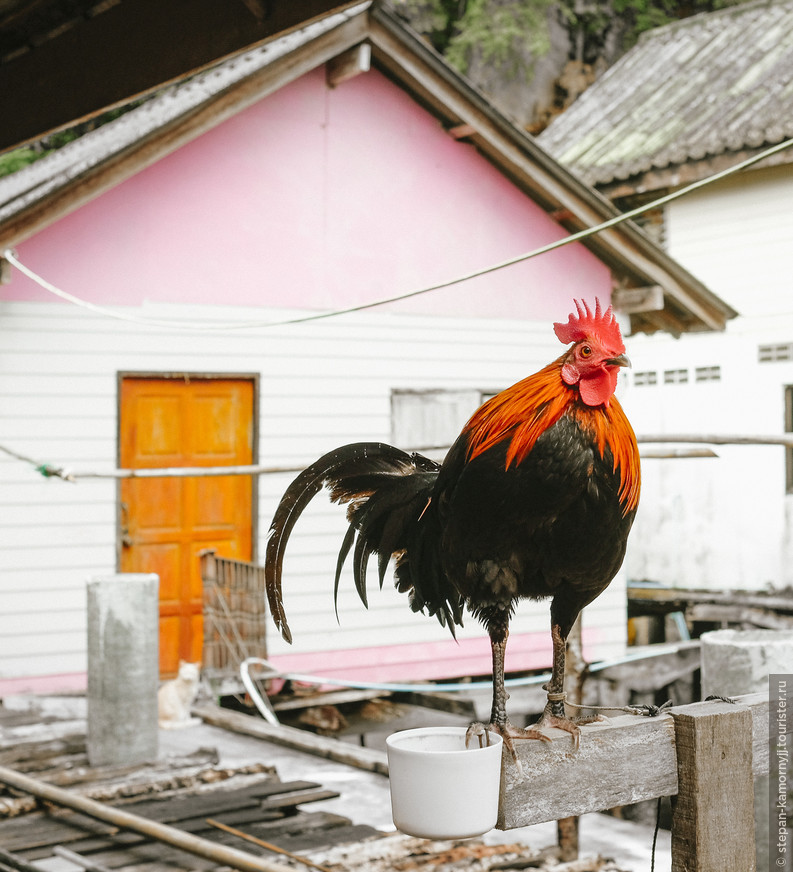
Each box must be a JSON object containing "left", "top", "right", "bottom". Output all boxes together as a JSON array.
[{"left": 264, "top": 442, "right": 462, "bottom": 645}]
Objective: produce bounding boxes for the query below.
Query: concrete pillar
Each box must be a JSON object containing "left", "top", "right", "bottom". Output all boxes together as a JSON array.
[
  {"left": 702, "top": 628, "right": 793, "bottom": 697},
  {"left": 701, "top": 628, "right": 793, "bottom": 872},
  {"left": 86, "top": 573, "right": 159, "bottom": 767}
]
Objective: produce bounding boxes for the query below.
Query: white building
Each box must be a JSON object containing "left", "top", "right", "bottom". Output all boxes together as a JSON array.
[{"left": 540, "top": 0, "right": 793, "bottom": 593}]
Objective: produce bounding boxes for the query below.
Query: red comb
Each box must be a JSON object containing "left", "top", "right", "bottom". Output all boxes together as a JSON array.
[{"left": 553, "top": 298, "right": 624, "bottom": 352}]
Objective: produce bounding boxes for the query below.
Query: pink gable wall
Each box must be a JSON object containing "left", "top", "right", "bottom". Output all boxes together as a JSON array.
[{"left": 8, "top": 66, "right": 610, "bottom": 319}]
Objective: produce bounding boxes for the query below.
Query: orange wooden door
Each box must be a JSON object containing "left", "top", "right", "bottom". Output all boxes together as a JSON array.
[{"left": 119, "top": 377, "right": 254, "bottom": 677}]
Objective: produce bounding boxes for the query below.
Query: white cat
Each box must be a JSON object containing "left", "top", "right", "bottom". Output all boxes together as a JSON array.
[{"left": 158, "top": 661, "right": 201, "bottom": 729}]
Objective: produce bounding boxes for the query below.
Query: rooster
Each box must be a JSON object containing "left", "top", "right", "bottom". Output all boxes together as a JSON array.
[{"left": 265, "top": 299, "right": 640, "bottom": 761}]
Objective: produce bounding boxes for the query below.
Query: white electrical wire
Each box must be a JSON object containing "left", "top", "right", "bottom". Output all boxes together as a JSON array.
[
  {"left": 4, "top": 135, "right": 792, "bottom": 333},
  {"left": 239, "top": 643, "right": 697, "bottom": 724}
]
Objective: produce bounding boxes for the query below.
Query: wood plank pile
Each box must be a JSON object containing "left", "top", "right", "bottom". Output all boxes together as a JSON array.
[
  {"left": 0, "top": 703, "right": 380, "bottom": 871},
  {"left": 0, "top": 775, "right": 380, "bottom": 870},
  {"left": 308, "top": 834, "right": 633, "bottom": 871}
]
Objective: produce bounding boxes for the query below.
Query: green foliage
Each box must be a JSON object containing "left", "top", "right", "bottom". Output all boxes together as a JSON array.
[
  {"left": 392, "top": 0, "right": 753, "bottom": 78},
  {"left": 0, "top": 147, "right": 40, "bottom": 179},
  {"left": 0, "top": 97, "right": 148, "bottom": 180},
  {"left": 390, "top": 0, "right": 464, "bottom": 53},
  {"left": 445, "top": 0, "right": 554, "bottom": 77},
  {"left": 607, "top": 0, "right": 748, "bottom": 49}
]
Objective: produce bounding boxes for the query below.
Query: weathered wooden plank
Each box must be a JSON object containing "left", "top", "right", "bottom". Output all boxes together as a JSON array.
[
  {"left": 0, "top": 845, "right": 48, "bottom": 872},
  {"left": 670, "top": 699, "right": 755, "bottom": 872},
  {"left": 326, "top": 43, "right": 371, "bottom": 87},
  {"left": 193, "top": 705, "right": 389, "bottom": 775},
  {"left": 260, "top": 789, "right": 340, "bottom": 812},
  {"left": 125, "top": 779, "right": 316, "bottom": 823},
  {"left": 0, "top": 766, "right": 297, "bottom": 872},
  {"left": 0, "top": 811, "right": 118, "bottom": 853},
  {"left": 273, "top": 823, "right": 382, "bottom": 854},
  {"left": 498, "top": 692, "right": 767, "bottom": 830},
  {"left": 499, "top": 710, "right": 677, "bottom": 829},
  {"left": 628, "top": 584, "right": 793, "bottom": 615},
  {"left": 271, "top": 688, "right": 388, "bottom": 713},
  {"left": 592, "top": 641, "right": 701, "bottom": 692},
  {"left": 174, "top": 789, "right": 341, "bottom": 835},
  {"left": 248, "top": 811, "right": 352, "bottom": 837}
]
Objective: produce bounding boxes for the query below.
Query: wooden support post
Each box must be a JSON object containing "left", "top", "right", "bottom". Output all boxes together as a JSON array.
[
  {"left": 670, "top": 699, "right": 756, "bottom": 872},
  {"left": 557, "top": 616, "right": 585, "bottom": 861}
]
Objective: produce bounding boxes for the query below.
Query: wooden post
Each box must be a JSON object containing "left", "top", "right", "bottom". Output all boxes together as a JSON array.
[
  {"left": 670, "top": 699, "right": 756, "bottom": 872},
  {"left": 557, "top": 616, "right": 584, "bottom": 861}
]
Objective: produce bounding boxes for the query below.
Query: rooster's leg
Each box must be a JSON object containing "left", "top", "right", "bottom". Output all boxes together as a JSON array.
[
  {"left": 465, "top": 619, "right": 552, "bottom": 765},
  {"left": 526, "top": 620, "right": 581, "bottom": 748}
]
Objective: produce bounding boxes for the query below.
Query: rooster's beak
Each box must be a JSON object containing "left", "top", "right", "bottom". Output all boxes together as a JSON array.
[{"left": 606, "top": 353, "right": 631, "bottom": 368}]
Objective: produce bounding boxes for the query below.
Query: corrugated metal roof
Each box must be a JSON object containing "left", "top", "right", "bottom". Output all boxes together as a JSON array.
[
  {"left": 0, "top": 3, "right": 373, "bottom": 221},
  {"left": 538, "top": 0, "right": 793, "bottom": 186}
]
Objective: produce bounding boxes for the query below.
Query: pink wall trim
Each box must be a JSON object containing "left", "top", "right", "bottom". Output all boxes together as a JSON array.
[
  {"left": 0, "top": 672, "right": 87, "bottom": 697},
  {"left": 268, "top": 629, "right": 602, "bottom": 685},
  {"left": 0, "top": 630, "right": 604, "bottom": 696}
]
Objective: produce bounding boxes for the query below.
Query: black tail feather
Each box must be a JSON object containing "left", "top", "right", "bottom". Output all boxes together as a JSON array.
[
  {"left": 265, "top": 441, "right": 462, "bottom": 645},
  {"left": 334, "top": 523, "right": 357, "bottom": 620}
]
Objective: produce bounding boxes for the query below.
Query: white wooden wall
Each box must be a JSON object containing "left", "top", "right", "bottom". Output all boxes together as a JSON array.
[
  {"left": 0, "top": 299, "right": 627, "bottom": 688},
  {"left": 624, "top": 162, "right": 793, "bottom": 592}
]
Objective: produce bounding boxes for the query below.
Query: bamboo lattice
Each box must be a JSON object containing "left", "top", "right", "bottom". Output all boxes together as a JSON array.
[{"left": 200, "top": 549, "right": 268, "bottom": 685}]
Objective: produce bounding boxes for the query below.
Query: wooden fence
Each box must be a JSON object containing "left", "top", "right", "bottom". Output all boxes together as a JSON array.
[{"left": 500, "top": 691, "right": 767, "bottom": 871}]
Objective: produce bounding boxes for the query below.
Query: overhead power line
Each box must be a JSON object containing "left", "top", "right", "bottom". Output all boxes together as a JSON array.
[{"left": 3, "top": 136, "right": 792, "bottom": 332}]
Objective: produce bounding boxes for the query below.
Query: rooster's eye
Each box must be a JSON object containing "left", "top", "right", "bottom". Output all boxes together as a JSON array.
[{"left": 580, "top": 345, "right": 592, "bottom": 358}]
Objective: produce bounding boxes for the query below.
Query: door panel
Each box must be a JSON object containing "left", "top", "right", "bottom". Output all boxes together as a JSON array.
[{"left": 119, "top": 377, "right": 254, "bottom": 677}]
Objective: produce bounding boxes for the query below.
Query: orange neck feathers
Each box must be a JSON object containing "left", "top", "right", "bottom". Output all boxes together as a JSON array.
[{"left": 464, "top": 360, "right": 640, "bottom": 515}]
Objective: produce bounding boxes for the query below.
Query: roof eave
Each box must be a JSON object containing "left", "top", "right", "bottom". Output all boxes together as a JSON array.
[
  {"left": 0, "top": 0, "right": 735, "bottom": 335},
  {"left": 0, "top": 5, "right": 373, "bottom": 251},
  {"left": 369, "top": 2, "right": 735, "bottom": 335}
]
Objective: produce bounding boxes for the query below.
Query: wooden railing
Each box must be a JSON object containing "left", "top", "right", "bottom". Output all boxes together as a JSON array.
[{"left": 500, "top": 692, "right": 767, "bottom": 871}]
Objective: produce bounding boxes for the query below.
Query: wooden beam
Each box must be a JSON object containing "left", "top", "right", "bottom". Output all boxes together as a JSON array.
[
  {"left": 193, "top": 703, "right": 389, "bottom": 775},
  {"left": 0, "top": 10, "right": 370, "bottom": 250},
  {"left": 326, "top": 43, "right": 371, "bottom": 87},
  {"left": 447, "top": 123, "right": 475, "bottom": 140},
  {"left": 498, "top": 692, "right": 767, "bottom": 830},
  {"left": 612, "top": 284, "right": 664, "bottom": 314},
  {"left": 628, "top": 584, "right": 793, "bottom": 616},
  {"left": 0, "top": 0, "right": 362, "bottom": 152},
  {"left": 670, "top": 699, "right": 756, "bottom": 871}
]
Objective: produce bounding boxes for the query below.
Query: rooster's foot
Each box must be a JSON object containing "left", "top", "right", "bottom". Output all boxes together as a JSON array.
[
  {"left": 526, "top": 703, "right": 584, "bottom": 749},
  {"left": 465, "top": 720, "right": 551, "bottom": 773}
]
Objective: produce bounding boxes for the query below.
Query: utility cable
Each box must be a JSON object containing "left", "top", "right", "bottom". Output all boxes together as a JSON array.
[{"left": 3, "top": 136, "right": 792, "bottom": 332}]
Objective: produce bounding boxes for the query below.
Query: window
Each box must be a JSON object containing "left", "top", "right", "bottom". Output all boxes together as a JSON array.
[
  {"left": 663, "top": 368, "right": 689, "bottom": 385},
  {"left": 633, "top": 371, "right": 658, "bottom": 386},
  {"left": 695, "top": 365, "right": 721, "bottom": 383},
  {"left": 391, "top": 389, "right": 487, "bottom": 450},
  {"left": 759, "top": 343, "right": 793, "bottom": 363}
]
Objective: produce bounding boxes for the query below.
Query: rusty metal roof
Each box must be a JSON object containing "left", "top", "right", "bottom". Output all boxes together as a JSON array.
[{"left": 538, "top": 0, "right": 793, "bottom": 187}]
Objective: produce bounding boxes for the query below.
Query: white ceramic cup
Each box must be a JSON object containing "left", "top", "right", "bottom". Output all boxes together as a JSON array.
[{"left": 385, "top": 725, "right": 503, "bottom": 839}]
